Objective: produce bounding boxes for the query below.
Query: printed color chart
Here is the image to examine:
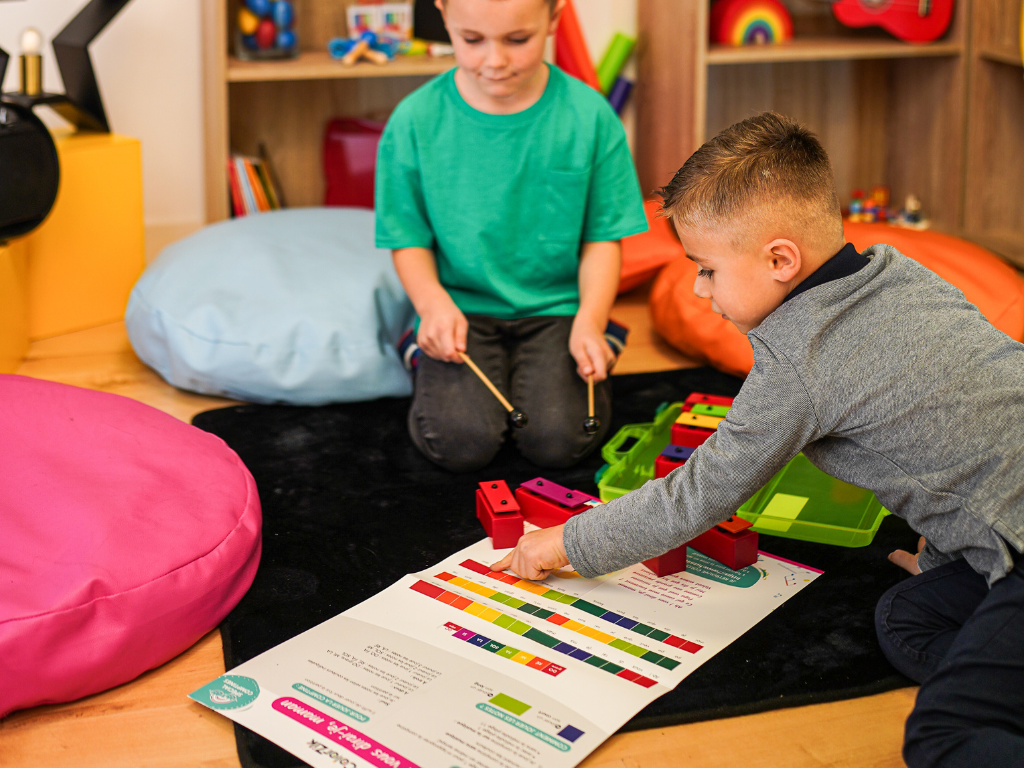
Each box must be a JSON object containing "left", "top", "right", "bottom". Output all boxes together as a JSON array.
[
  {"left": 409, "top": 579, "right": 660, "bottom": 688},
  {"left": 460, "top": 560, "right": 704, "bottom": 653},
  {"left": 443, "top": 621, "right": 566, "bottom": 679}
]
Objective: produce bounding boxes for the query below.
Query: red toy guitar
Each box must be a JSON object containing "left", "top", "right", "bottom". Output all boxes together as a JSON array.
[{"left": 831, "top": 0, "right": 955, "bottom": 43}]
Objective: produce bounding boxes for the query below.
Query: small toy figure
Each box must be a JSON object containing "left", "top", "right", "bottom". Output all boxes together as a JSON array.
[
  {"left": 892, "top": 194, "right": 930, "bottom": 230},
  {"left": 848, "top": 189, "right": 865, "bottom": 222}
]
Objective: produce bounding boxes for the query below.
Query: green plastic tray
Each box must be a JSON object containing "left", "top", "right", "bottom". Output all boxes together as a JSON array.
[{"left": 596, "top": 401, "right": 889, "bottom": 547}]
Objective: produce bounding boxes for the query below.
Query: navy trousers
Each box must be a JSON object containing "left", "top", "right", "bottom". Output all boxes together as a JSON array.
[{"left": 875, "top": 552, "right": 1024, "bottom": 768}]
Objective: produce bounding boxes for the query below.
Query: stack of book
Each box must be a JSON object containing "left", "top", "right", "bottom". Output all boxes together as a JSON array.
[{"left": 228, "top": 148, "right": 285, "bottom": 216}]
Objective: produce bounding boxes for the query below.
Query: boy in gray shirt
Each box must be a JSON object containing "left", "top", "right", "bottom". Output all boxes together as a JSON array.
[{"left": 492, "top": 113, "right": 1024, "bottom": 768}]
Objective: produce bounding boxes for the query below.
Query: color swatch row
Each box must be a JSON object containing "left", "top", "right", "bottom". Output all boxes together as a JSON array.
[
  {"left": 458, "top": 559, "right": 704, "bottom": 655},
  {"left": 409, "top": 580, "right": 659, "bottom": 688},
  {"left": 444, "top": 621, "right": 566, "bottom": 678}
]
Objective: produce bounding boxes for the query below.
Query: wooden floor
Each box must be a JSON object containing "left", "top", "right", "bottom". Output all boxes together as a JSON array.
[{"left": 0, "top": 284, "right": 916, "bottom": 768}]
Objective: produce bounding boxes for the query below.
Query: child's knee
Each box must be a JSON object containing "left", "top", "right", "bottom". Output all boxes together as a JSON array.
[
  {"left": 408, "top": 409, "right": 503, "bottom": 473},
  {"left": 516, "top": 418, "right": 607, "bottom": 469}
]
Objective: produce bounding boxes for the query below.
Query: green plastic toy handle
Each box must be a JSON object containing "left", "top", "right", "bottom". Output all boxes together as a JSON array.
[{"left": 600, "top": 423, "right": 652, "bottom": 465}]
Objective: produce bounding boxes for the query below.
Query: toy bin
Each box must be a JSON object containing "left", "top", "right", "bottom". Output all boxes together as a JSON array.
[
  {"left": 597, "top": 402, "right": 682, "bottom": 502},
  {"left": 323, "top": 118, "right": 385, "bottom": 209},
  {"left": 737, "top": 453, "right": 889, "bottom": 547},
  {"left": 597, "top": 400, "right": 889, "bottom": 547}
]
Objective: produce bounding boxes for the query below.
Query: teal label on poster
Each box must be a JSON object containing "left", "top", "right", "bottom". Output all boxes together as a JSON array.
[
  {"left": 189, "top": 674, "right": 260, "bottom": 711},
  {"left": 685, "top": 549, "right": 759, "bottom": 587}
]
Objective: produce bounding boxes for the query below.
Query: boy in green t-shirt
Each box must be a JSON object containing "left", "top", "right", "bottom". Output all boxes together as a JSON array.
[{"left": 375, "top": 0, "right": 647, "bottom": 472}]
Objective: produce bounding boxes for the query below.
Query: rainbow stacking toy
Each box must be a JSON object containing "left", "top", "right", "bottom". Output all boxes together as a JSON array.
[{"left": 709, "top": 0, "right": 793, "bottom": 46}]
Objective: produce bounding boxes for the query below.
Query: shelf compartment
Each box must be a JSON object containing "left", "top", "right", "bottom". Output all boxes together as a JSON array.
[
  {"left": 977, "top": 46, "right": 1023, "bottom": 67},
  {"left": 707, "top": 37, "right": 962, "bottom": 65},
  {"left": 227, "top": 51, "right": 456, "bottom": 82}
]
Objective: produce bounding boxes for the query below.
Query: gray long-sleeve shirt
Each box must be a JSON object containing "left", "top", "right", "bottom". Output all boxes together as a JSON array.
[{"left": 565, "top": 245, "right": 1024, "bottom": 585}]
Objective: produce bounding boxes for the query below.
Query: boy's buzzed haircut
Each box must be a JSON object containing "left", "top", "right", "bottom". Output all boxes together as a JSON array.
[{"left": 659, "top": 112, "right": 843, "bottom": 247}]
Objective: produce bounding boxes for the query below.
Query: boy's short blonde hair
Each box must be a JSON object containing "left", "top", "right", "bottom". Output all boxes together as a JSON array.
[{"left": 659, "top": 112, "right": 843, "bottom": 250}]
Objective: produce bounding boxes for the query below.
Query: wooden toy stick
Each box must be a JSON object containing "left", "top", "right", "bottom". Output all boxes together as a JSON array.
[
  {"left": 459, "top": 352, "right": 513, "bottom": 412},
  {"left": 459, "top": 352, "right": 529, "bottom": 428},
  {"left": 583, "top": 373, "right": 600, "bottom": 434}
]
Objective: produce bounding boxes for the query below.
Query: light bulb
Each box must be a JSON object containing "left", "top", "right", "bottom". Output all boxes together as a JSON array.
[{"left": 21, "top": 28, "right": 43, "bottom": 56}]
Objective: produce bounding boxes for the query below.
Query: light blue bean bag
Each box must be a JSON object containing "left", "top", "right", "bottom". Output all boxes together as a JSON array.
[{"left": 126, "top": 208, "right": 414, "bottom": 405}]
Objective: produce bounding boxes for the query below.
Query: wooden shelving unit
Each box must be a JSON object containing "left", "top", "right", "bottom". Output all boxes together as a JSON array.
[
  {"left": 226, "top": 51, "right": 454, "bottom": 83},
  {"left": 962, "top": 0, "right": 1024, "bottom": 268},
  {"left": 634, "top": 0, "right": 973, "bottom": 234},
  {"left": 706, "top": 37, "right": 962, "bottom": 65},
  {"left": 203, "top": 0, "right": 452, "bottom": 222}
]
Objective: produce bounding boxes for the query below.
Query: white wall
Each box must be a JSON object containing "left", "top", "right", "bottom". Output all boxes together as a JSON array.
[
  {"left": 0, "top": 0, "right": 633, "bottom": 230},
  {"left": 0, "top": 0, "right": 205, "bottom": 228}
]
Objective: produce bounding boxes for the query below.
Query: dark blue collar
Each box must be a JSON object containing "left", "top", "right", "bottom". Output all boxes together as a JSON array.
[{"left": 783, "top": 243, "right": 869, "bottom": 304}]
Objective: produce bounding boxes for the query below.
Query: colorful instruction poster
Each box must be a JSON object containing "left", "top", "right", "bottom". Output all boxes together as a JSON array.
[{"left": 191, "top": 535, "right": 821, "bottom": 768}]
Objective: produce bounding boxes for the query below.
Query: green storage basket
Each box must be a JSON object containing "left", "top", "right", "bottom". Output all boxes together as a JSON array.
[{"left": 596, "top": 401, "right": 889, "bottom": 547}]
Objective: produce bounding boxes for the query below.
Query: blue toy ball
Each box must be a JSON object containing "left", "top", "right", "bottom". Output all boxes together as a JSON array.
[
  {"left": 245, "top": 0, "right": 272, "bottom": 18},
  {"left": 272, "top": 0, "right": 294, "bottom": 29},
  {"left": 276, "top": 28, "right": 297, "bottom": 50},
  {"left": 241, "top": 33, "right": 259, "bottom": 50}
]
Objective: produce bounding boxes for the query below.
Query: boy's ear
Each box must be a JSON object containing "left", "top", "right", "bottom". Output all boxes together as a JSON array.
[
  {"left": 765, "top": 238, "right": 802, "bottom": 283},
  {"left": 434, "top": 0, "right": 446, "bottom": 21},
  {"left": 549, "top": 0, "right": 566, "bottom": 31}
]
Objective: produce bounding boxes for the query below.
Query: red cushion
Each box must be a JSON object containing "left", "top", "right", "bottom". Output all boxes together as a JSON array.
[
  {"left": 650, "top": 226, "right": 1024, "bottom": 378},
  {"left": 0, "top": 375, "right": 261, "bottom": 717},
  {"left": 619, "top": 200, "right": 686, "bottom": 293}
]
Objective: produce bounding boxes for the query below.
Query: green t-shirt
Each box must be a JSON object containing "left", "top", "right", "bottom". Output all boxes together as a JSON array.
[{"left": 374, "top": 65, "right": 647, "bottom": 319}]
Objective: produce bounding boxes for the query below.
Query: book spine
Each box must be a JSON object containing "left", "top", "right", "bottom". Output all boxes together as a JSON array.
[
  {"left": 254, "top": 160, "right": 279, "bottom": 210},
  {"left": 235, "top": 157, "right": 257, "bottom": 215},
  {"left": 227, "top": 159, "right": 245, "bottom": 217},
  {"left": 244, "top": 158, "right": 270, "bottom": 212}
]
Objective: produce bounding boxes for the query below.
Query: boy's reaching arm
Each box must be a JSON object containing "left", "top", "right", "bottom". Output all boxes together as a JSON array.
[
  {"left": 570, "top": 240, "right": 622, "bottom": 381},
  {"left": 496, "top": 341, "right": 823, "bottom": 579},
  {"left": 392, "top": 247, "right": 467, "bottom": 363}
]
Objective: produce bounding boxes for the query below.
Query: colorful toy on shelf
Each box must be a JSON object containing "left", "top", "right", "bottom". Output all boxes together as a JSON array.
[
  {"left": 555, "top": 0, "right": 600, "bottom": 90},
  {"left": 347, "top": 3, "right": 413, "bottom": 41},
  {"left": 327, "top": 32, "right": 395, "bottom": 65},
  {"left": 831, "top": 0, "right": 954, "bottom": 43},
  {"left": 709, "top": 0, "right": 793, "bottom": 46},
  {"left": 476, "top": 480, "right": 524, "bottom": 549},
  {"left": 514, "top": 478, "right": 602, "bottom": 528},
  {"left": 237, "top": 0, "right": 297, "bottom": 59},
  {"left": 848, "top": 186, "right": 893, "bottom": 224},
  {"left": 596, "top": 32, "right": 636, "bottom": 95},
  {"left": 892, "top": 194, "right": 930, "bottom": 230}
]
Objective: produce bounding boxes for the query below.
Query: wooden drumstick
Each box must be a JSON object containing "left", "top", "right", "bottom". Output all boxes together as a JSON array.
[
  {"left": 459, "top": 352, "right": 528, "bottom": 428},
  {"left": 584, "top": 373, "right": 600, "bottom": 434}
]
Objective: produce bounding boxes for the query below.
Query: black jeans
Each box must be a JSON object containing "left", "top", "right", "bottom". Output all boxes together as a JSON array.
[
  {"left": 874, "top": 552, "right": 1024, "bottom": 768},
  {"left": 408, "top": 315, "right": 612, "bottom": 473}
]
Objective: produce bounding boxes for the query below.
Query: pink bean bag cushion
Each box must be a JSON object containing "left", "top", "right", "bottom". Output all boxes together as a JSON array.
[
  {"left": 0, "top": 375, "right": 261, "bottom": 718},
  {"left": 651, "top": 224, "right": 1024, "bottom": 378}
]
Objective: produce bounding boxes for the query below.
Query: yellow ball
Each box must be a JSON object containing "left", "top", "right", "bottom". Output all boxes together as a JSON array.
[{"left": 238, "top": 8, "right": 260, "bottom": 35}]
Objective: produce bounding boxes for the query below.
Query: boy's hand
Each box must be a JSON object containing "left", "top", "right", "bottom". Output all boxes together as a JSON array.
[
  {"left": 569, "top": 315, "right": 615, "bottom": 382},
  {"left": 417, "top": 294, "right": 468, "bottom": 363},
  {"left": 889, "top": 536, "right": 925, "bottom": 575},
  {"left": 490, "top": 525, "right": 570, "bottom": 581}
]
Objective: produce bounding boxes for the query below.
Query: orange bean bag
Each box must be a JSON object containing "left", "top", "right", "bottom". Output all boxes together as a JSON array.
[
  {"left": 650, "top": 222, "right": 1024, "bottom": 378},
  {"left": 619, "top": 200, "right": 686, "bottom": 293}
]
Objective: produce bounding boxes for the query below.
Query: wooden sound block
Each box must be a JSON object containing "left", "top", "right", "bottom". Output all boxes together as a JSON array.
[
  {"left": 475, "top": 484, "right": 523, "bottom": 549},
  {"left": 644, "top": 544, "right": 687, "bottom": 577}
]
